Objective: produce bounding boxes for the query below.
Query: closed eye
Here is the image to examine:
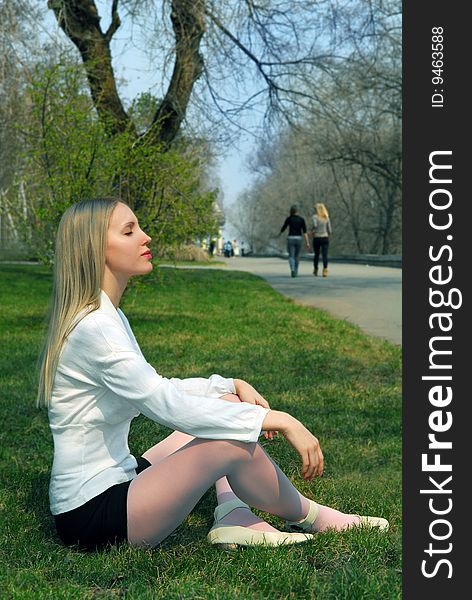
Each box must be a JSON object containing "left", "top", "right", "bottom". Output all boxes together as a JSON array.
[{"left": 125, "top": 232, "right": 133, "bottom": 236}]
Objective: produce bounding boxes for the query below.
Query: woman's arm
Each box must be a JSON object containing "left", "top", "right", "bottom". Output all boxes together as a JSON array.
[
  {"left": 97, "top": 346, "right": 268, "bottom": 443},
  {"left": 169, "top": 374, "right": 236, "bottom": 398},
  {"left": 301, "top": 218, "right": 310, "bottom": 249},
  {"left": 232, "top": 380, "right": 323, "bottom": 480},
  {"left": 83, "top": 316, "right": 322, "bottom": 477},
  {"left": 232, "top": 379, "right": 278, "bottom": 440},
  {"left": 233, "top": 379, "right": 269, "bottom": 409},
  {"left": 262, "top": 410, "right": 324, "bottom": 481}
]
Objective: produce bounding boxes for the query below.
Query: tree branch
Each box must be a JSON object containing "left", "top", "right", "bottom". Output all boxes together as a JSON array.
[
  {"left": 148, "top": 0, "right": 206, "bottom": 147},
  {"left": 104, "top": 0, "right": 121, "bottom": 43},
  {"left": 48, "top": 0, "right": 131, "bottom": 136},
  {"left": 204, "top": 7, "right": 274, "bottom": 91}
]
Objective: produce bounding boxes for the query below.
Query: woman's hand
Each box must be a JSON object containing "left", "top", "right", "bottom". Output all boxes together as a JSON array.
[
  {"left": 283, "top": 419, "right": 324, "bottom": 480},
  {"left": 262, "top": 410, "right": 324, "bottom": 480},
  {"left": 234, "top": 379, "right": 269, "bottom": 408},
  {"left": 233, "top": 379, "right": 277, "bottom": 440}
]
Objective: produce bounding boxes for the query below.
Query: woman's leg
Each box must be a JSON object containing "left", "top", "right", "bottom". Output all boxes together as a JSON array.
[
  {"left": 129, "top": 436, "right": 363, "bottom": 547},
  {"left": 141, "top": 395, "right": 279, "bottom": 534},
  {"left": 293, "top": 238, "right": 302, "bottom": 273},
  {"left": 321, "top": 238, "right": 329, "bottom": 268},
  {"left": 287, "top": 239, "right": 296, "bottom": 273},
  {"left": 127, "top": 437, "right": 310, "bottom": 547},
  {"left": 142, "top": 430, "right": 194, "bottom": 463},
  {"left": 214, "top": 394, "right": 280, "bottom": 532},
  {"left": 214, "top": 476, "right": 279, "bottom": 532},
  {"left": 313, "top": 238, "right": 321, "bottom": 272}
]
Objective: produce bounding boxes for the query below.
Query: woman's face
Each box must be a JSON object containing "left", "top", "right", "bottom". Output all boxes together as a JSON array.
[{"left": 105, "top": 202, "right": 153, "bottom": 279}]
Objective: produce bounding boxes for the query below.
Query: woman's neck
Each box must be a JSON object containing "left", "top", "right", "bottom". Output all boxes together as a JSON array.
[{"left": 102, "top": 268, "right": 128, "bottom": 308}]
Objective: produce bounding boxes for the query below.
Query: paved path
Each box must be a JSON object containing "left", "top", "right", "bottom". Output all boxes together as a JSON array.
[{"left": 220, "top": 257, "right": 402, "bottom": 345}]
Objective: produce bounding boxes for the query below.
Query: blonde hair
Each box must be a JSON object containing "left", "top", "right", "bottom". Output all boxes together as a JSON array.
[
  {"left": 314, "top": 203, "right": 329, "bottom": 220},
  {"left": 36, "top": 198, "right": 121, "bottom": 407}
]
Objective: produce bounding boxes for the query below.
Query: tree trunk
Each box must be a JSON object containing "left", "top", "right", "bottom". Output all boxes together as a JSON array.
[
  {"left": 48, "top": 0, "right": 206, "bottom": 147},
  {"left": 148, "top": 0, "right": 206, "bottom": 147},
  {"left": 48, "top": 0, "right": 132, "bottom": 136}
]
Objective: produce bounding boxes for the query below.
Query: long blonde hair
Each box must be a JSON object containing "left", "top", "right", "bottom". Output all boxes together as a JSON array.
[
  {"left": 314, "top": 203, "right": 329, "bottom": 220},
  {"left": 37, "top": 198, "right": 121, "bottom": 407}
]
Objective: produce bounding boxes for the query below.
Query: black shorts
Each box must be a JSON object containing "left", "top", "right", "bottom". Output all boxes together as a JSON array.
[{"left": 54, "top": 456, "right": 152, "bottom": 550}]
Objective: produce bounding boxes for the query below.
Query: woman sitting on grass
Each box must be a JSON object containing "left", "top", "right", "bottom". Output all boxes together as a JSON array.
[{"left": 37, "top": 197, "right": 388, "bottom": 550}]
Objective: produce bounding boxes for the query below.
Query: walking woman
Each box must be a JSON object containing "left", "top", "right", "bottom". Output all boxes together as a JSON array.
[
  {"left": 311, "top": 203, "right": 332, "bottom": 277},
  {"left": 38, "top": 198, "right": 387, "bottom": 550},
  {"left": 279, "top": 205, "right": 310, "bottom": 277}
]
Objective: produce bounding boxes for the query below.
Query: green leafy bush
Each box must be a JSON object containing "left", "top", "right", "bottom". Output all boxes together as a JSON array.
[{"left": 5, "top": 56, "right": 218, "bottom": 264}]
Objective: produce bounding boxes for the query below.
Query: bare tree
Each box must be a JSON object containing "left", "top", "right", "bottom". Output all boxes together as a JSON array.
[
  {"left": 304, "top": 56, "right": 401, "bottom": 253},
  {"left": 44, "top": 1, "right": 391, "bottom": 147},
  {"left": 227, "top": 189, "right": 266, "bottom": 254},
  {"left": 229, "top": 0, "right": 401, "bottom": 255},
  {"left": 0, "top": 0, "right": 44, "bottom": 252}
]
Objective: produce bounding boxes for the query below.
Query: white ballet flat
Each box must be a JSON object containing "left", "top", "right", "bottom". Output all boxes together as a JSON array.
[
  {"left": 355, "top": 515, "right": 389, "bottom": 530},
  {"left": 285, "top": 499, "right": 389, "bottom": 532},
  {"left": 207, "top": 499, "right": 314, "bottom": 548}
]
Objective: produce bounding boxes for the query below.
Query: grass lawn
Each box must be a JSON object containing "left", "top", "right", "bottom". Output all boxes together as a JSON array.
[{"left": 0, "top": 264, "right": 402, "bottom": 599}]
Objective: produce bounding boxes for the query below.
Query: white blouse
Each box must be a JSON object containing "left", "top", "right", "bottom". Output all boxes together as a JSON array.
[{"left": 48, "top": 290, "right": 269, "bottom": 515}]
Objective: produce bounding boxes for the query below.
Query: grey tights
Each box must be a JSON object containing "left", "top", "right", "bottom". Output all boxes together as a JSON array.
[{"left": 127, "top": 432, "right": 310, "bottom": 547}]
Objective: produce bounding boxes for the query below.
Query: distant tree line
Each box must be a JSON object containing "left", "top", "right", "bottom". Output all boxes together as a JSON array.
[{"left": 229, "top": 0, "right": 401, "bottom": 255}]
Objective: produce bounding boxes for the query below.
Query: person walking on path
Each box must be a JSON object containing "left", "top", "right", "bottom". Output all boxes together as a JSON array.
[
  {"left": 223, "top": 240, "right": 233, "bottom": 258},
  {"left": 279, "top": 205, "right": 310, "bottom": 277},
  {"left": 311, "top": 203, "right": 332, "bottom": 277},
  {"left": 37, "top": 197, "right": 388, "bottom": 551}
]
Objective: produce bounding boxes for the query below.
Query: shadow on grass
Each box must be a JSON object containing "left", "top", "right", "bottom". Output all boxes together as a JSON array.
[{"left": 25, "top": 472, "right": 58, "bottom": 541}]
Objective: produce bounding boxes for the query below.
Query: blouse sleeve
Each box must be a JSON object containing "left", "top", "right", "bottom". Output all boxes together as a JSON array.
[
  {"left": 327, "top": 219, "right": 332, "bottom": 235},
  {"left": 99, "top": 348, "right": 267, "bottom": 442},
  {"left": 168, "top": 375, "right": 236, "bottom": 398},
  {"left": 117, "top": 308, "right": 236, "bottom": 398}
]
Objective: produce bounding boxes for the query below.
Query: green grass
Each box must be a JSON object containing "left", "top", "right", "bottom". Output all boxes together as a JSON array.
[{"left": 0, "top": 264, "right": 402, "bottom": 599}]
